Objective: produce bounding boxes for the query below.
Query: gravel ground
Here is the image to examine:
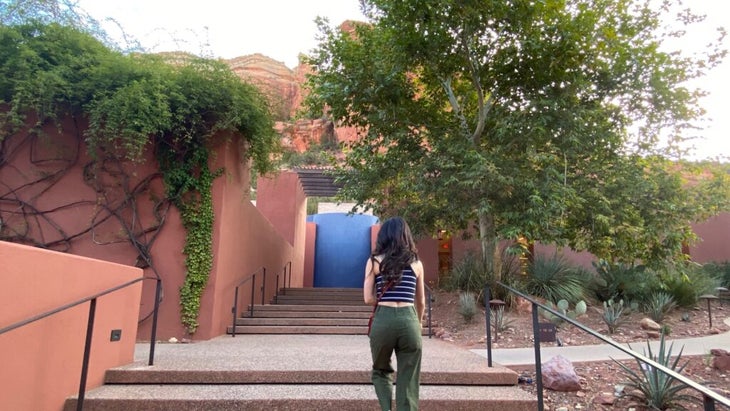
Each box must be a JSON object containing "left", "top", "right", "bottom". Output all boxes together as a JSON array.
[{"left": 428, "top": 290, "right": 730, "bottom": 410}]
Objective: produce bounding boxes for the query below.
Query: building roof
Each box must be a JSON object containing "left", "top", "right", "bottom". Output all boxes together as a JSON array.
[{"left": 293, "top": 167, "right": 342, "bottom": 197}]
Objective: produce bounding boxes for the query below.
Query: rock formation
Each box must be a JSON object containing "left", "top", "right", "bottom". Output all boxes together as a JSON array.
[
  {"left": 227, "top": 53, "right": 302, "bottom": 121},
  {"left": 224, "top": 21, "right": 366, "bottom": 154}
]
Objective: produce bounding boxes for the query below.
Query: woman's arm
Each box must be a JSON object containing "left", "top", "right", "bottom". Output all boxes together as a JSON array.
[
  {"left": 363, "top": 257, "right": 377, "bottom": 306},
  {"left": 413, "top": 260, "right": 426, "bottom": 322}
]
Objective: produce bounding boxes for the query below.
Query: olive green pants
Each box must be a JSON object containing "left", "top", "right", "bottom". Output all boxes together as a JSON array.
[{"left": 369, "top": 305, "right": 422, "bottom": 411}]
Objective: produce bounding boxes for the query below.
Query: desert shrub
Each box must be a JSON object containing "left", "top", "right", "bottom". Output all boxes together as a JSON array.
[
  {"left": 644, "top": 291, "right": 677, "bottom": 323},
  {"left": 590, "top": 260, "right": 661, "bottom": 304},
  {"left": 615, "top": 334, "right": 696, "bottom": 410},
  {"left": 443, "top": 251, "right": 487, "bottom": 297},
  {"left": 457, "top": 292, "right": 478, "bottom": 323},
  {"left": 659, "top": 263, "right": 720, "bottom": 308},
  {"left": 520, "top": 253, "right": 587, "bottom": 304},
  {"left": 701, "top": 261, "right": 730, "bottom": 288},
  {"left": 494, "top": 244, "right": 528, "bottom": 305},
  {"left": 443, "top": 248, "right": 522, "bottom": 306},
  {"left": 490, "top": 305, "right": 514, "bottom": 335}
]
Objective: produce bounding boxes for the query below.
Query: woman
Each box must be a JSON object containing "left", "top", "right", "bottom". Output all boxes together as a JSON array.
[{"left": 363, "top": 216, "right": 426, "bottom": 411}]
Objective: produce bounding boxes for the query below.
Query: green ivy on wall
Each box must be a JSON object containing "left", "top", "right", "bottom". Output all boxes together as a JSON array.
[
  {"left": 161, "top": 146, "right": 224, "bottom": 333},
  {"left": 0, "top": 21, "right": 281, "bottom": 334}
]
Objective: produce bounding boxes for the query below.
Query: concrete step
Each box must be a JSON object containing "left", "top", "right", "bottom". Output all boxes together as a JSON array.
[
  {"left": 228, "top": 325, "right": 370, "bottom": 334},
  {"left": 66, "top": 335, "right": 536, "bottom": 411},
  {"left": 273, "top": 295, "right": 364, "bottom": 305},
  {"left": 245, "top": 304, "right": 371, "bottom": 313},
  {"left": 227, "top": 325, "right": 431, "bottom": 335},
  {"left": 272, "top": 287, "right": 365, "bottom": 305},
  {"left": 65, "top": 384, "right": 536, "bottom": 411},
  {"left": 279, "top": 287, "right": 364, "bottom": 295},
  {"left": 241, "top": 310, "right": 372, "bottom": 319},
  {"left": 104, "top": 366, "right": 513, "bottom": 385},
  {"left": 235, "top": 317, "right": 369, "bottom": 326}
]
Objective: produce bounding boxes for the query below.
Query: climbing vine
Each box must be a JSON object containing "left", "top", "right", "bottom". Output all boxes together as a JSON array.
[
  {"left": 160, "top": 146, "right": 223, "bottom": 334},
  {"left": 0, "top": 21, "right": 280, "bottom": 334}
]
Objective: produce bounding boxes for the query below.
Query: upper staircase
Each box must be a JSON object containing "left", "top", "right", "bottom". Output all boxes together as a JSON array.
[{"left": 228, "top": 287, "right": 404, "bottom": 335}]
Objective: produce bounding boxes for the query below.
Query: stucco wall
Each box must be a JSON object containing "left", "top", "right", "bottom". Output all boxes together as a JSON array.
[
  {"left": 256, "top": 170, "right": 308, "bottom": 286},
  {"left": 1, "top": 115, "right": 297, "bottom": 342},
  {"left": 304, "top": 222, "right": 316, "bottom": 287},
  {"left": 197, "top": 139, "right": 296, "bottom": 339},
  {"left": 689, "top": 213, "right": 730, "bottom": 264},
  {"left": 0, "top": 241, "right": 142, "bottom": 411}
]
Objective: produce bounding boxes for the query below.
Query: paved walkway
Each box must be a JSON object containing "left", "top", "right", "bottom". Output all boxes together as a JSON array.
[
  {"left": 133, "top": 334, "right": 514, "bottom": 384},
  {"left": 471, "top": 317, "right": 730, "bottom": 366},
  {"left": 136, "top": 316, "right": 730, "bottom": 372}
]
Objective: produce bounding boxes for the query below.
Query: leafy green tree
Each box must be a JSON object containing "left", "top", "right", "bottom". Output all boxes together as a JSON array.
[
  {"left": 305, "top": 0, "right": 727, "bottom": 272},
  {"left": 0, "top": 0, "right": 142, "bottom": 51}
]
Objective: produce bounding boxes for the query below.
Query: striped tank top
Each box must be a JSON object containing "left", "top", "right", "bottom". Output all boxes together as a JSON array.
[{"left": 376, "top": 267, "right": 417, "bottom": 303}]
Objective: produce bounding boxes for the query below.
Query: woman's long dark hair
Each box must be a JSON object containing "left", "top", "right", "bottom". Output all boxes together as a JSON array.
[{"left": 373, "top": 216, "right": 418, "bottom": 284}]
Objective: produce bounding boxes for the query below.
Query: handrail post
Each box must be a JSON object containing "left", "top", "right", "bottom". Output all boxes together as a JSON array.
[
  {"left": 532, "top": 301, "right": 544, "bottom": 411},
  {"left": 704, "top": 394, "right": 716, "bottom": 411},
  {"left": 77, "top": 298, "right": 97, "bottom": 411},
  {"left": 231, "top": 285, "right": 240, "bottom": 338},
  {"left": 485, "top": 285, "right": 493, "bottom": 367},
  {"left": 426, "top": 287, "right": 432, "bottom": 338},
  {"left": 249, "top": 274, "right": 256, "bottom": 317},
  {"left": 275, "top": 274, "right": 280, "bottom": 303},
  {"left": 261, "top": 268, "right": 266, "bottom": 305},
  {"left": 288, "top": 261, "right": 292, "bottom": 288},
  {"left": 148, "top": 278, "right": 162, "bottom": 365}
]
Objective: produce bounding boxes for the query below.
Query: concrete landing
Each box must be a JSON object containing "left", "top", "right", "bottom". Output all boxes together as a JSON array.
[{"left": 64, "top": 334, "right": 536, "bottom": 410}]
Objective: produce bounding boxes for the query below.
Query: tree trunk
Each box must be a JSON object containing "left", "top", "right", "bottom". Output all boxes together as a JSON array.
[{"left": 478, "top": 211, "right": 499, "bottom": 281}]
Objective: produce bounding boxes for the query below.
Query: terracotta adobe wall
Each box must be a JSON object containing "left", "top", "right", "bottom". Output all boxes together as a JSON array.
[
  {"left": 689, "top": 213, "right": 730, "bottom": 264},
  {"left": 1, "top": 114, "right": 297, "bottom": 341},
  {"left": 255, "top": 170, "right": 308, "bottom": 287},
  {"left": 198, "top": 142, "right": 298, "bottom": 339},
  {"left": 0, "top": 241, "right": 143, "bottom": 411}
]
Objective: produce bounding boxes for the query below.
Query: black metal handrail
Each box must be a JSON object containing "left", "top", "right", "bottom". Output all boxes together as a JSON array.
[
  {"left": 275, "top": 261, "right": 292, "bottom": 302},
  {"left": 485, "top": 282, "right": 730, "bottom": 411},
  {"left": 231, "top": 266, "right": 266, "bottom": 337},
  {"left": 424, "top": 283, "right": 433, "bottom": 338},
  {"left": 0, "top": 275, "right": 160, "bottom": 411}
]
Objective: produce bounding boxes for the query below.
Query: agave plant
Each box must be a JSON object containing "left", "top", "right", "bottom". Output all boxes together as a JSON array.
[
  {"left": 614, "top": 334, "right": 697, "bottom": 410},
  {"left": 644, "top": 291, "right": 677, "bottom": 323},
  {"left": 490, "top": 305, "right": 514, "bottom": 339},
  {"left": 457, "top": 292, "right": 478, "bottom": 323},
  {"left": 602, "top": 298, "right": 626, "bottom": 334}
]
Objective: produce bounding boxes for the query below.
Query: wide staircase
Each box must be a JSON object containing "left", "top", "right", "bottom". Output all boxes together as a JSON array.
[
  {"left": 228, "top": 287, "right": 372, "bottom": 335},
  {"left": 228, "top": 287, "right": 406, "bottom": 335},
  {"left": 64, "top": 287, "right": 537, "bottom": 410}
]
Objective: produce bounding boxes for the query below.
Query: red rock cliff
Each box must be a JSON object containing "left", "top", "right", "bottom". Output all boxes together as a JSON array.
[{"left": 225, "top": 50, "right": 359, "bottom": 153}]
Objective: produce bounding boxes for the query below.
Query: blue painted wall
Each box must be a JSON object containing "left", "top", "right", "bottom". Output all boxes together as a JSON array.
[{"left": 307, "top": 213, "right": 379, "bottom": 288}]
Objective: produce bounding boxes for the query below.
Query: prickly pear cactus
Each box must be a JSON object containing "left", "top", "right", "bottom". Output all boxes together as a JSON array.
[{"left": 542, "top": 299, "right": 587, "bottom": 325}]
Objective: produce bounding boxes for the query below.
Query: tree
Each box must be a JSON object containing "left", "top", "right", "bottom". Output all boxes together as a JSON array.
[
  {"left": 304, "top": 0, "right": 728, "bottom": 271},
  {"left": 0, "top": 0, "right": 143, "bottom": 52}
]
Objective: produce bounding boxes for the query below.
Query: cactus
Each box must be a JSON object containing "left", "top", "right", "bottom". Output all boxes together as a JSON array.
[
  {"left": 602, "top": 298, "right": 626, "bottom": 334},
  {"left": 541, "top": 299, "right": 587, "bottom": 326}
]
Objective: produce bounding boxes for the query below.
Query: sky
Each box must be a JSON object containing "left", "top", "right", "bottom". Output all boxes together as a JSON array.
[{"left": 78, "top": 0, "right": 729, "bottom": 161}]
